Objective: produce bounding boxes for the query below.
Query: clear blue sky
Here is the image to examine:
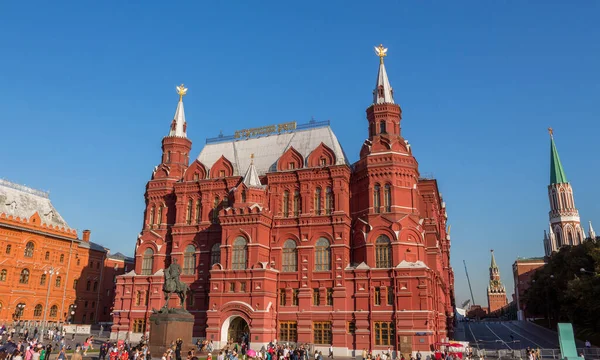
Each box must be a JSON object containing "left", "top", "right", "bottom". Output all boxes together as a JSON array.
[{"left": 1, "top": 1, "right": 599, "bottom": 307}]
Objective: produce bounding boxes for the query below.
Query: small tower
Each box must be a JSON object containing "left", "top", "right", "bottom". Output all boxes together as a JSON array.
[
  {"left": 545, "top": 128, "right": 585, "bottom": 256},
  {"left": 487, "top": 250, "right": 507, "bottom": 313},
  {"left": 589, "top": 221, "right": 596, "bottom": 240},
  {"left": 158, "top": 84, "right": 193, "bottom": 179}
]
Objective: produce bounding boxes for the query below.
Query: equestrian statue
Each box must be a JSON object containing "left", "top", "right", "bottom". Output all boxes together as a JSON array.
[{"left": 153, "top": 259, "right": 192, "bottom": 314}]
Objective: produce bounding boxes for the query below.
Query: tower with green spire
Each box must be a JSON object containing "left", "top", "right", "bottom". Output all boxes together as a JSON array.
[
  {"left": 545, "top": 128, "right": 585, "bottom": 256},
  {"left": 487, "top": 249, "right": 507, "bottom": 313}
]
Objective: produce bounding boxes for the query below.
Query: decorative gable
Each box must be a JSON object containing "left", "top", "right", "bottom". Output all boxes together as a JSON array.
[
  {"left": 210, "top": 156, "right": 234, "bottom": 178},
  {"left": 307, "top": 142, "right": 336, "bottom": 168},
  {"left": 184, "top": 160, "right": 208, "bottom": 181},
  {"left": 277, "top": 146, "right": 304, "bottom": 171}
]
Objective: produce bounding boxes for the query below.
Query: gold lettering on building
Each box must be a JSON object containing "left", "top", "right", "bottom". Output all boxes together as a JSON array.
[{"left": 234, "top": 121, "right": 297, "bottom": 139}]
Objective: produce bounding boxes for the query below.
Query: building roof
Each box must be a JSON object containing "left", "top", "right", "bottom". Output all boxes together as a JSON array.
[
  {"left": 197, "top": 121, "right": 349, "bottom": 176},
  {"left": 0, "top": 179, "right": 70, "bottom": 229},
  {"left": 550, "top": 134, "right": 568, "bottom": 184},
  {"left": 108, "top": 252, "right": 135, "bottom": 262},
  {"left": 374, "top": 57, "right": 395, "bottom": 104},
  {"left": 79, "top": 241, "right": 108, "bottom": 252},
  {"left": 242, "top": 161, "right": 263, "bottom": 188},
  {"left": 168, "top": 98, "right": 187, "bottom": 138}
]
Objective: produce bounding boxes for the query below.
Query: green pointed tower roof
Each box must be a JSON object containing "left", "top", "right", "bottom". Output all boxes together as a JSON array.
[
  {"left": 490, "top": 249, "right": 498, "bottom": 269},
  {"left": 549, "top": 128, "right": 568, "bottom": 184}
]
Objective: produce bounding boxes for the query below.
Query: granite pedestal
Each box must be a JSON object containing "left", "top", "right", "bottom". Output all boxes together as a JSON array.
[{"left": 149, "top": 311, "right": 195, "bottom": 356}]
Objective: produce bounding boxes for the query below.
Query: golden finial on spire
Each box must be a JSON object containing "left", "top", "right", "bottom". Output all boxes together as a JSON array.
[
  {"left": 176, "top": 84, "right": 188, "bottom": 101},
  {"left": 250, "top": 153, "right": 255, "bottom": 164},
  {"left": 374, "top": 44, "right": 388, "bottom": 64},
  {"left": 548, "top": 127, "right": 554, "bottom": 138}
]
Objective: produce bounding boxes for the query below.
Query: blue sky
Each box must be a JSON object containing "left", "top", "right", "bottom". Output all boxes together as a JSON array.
[{"left": 1, "top": 1, "right": 598, "bottom": 306}]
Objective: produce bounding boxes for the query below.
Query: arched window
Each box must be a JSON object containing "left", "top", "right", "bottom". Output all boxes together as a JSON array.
[
  {"left": 40, "top": 274, "right": 47, "bottom": 286},
  {"left": 50, "top": 305, "right": 58, "bottom": 317},
  {"left": 55, "top": 276, "right": 61, "bottom": 287},
  {"left": 241, "top": 190, "right": 247, "bottom": 203},
  {"left": 325, "top": 187, "right": 334, "bottom": 215},
  {"left": 282, "top": 240, "right": 298, "bottom": 272},
  {"left": 20, "top": 269, "right": 30, "bottom": 284},
  {"left": 0, "top": 269, "right": 6, "bottom": 282},
  {"left": 315, "top": 238, "right": 331, "bottom": 271},
  {"left": 135, "top": 291, "right": 142, "bottom": 306},
  {"left": 34, "top": 304, "right": 43, "bottom": 317},
  {"left": 315, "top": 187, "right": 322, "bottom": 215},
  {"left": 568, "top": 232, "right": 574, "bottom": 246},
  {"left": 86, "top": 280, "right": 91, "bottom": 291},
  {"left": 141, "top": 248, "right": 154, "bottom": 275},
  {"left": 195, "top": 200, "right": 201, "bottom": 224},
  {"left": 212, "top": 196, "right": 220, "bottom": 223},
  {"left": 293, "top": 190, "right": 301, "bottom": 217},
  {"left": 149, "top": 206, "right": 155, "bottom": 226},
  {"left": 283, "top": 190, "right": 290, "bottom": 218},
  {"left": 375, "top": 235, "right": 392, "bottom": 268},
  {"left": 186, "top": 199, "right": 193, "bottom": 225},
  {"left": 556, "top": 229, "right": 563, "bottom": 247},
  {"left": 45, "top": 251, "right": 50, "bottom": 261},
  {"left": 379, "top": 121, "right": 386, "bottom": 134},
  {"left": 60, "top": 254, "right": 64, "bottom": 263},
  {"left": 93, "top": 281, "right": 98, "bottom": 291},
  {"left": 73, "top": 278, "right": 78, "bottom": 289},
  {"left": 157, "top": 205, "right": 163, "bottom": 225},
  {"left": 384, "top": 184, "right": 391, "bottom": 212},
  {"left": 24, "top": 242, "right": 34, "bottom": 257},
  {"left": 560, "top": 190, "right": 567, "bottom": 208},
  {"left": 374, "top": 184, "right": 381, "bottom": 213},
  {"left": 166, "top": 151, "right": 171, "bottom": 163},
  {"left": 183, "top": 245, "right": 196, "bottom": 275},
  {"left": 232, "top": 237, "right": 247, "bottom": 270},
  {"left": 211, "top": 243, "right": 221, "bottom": 266}
]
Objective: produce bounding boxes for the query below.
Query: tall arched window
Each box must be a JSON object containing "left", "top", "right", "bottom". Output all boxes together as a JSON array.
[
  {"left": 282, "top": 240, "right": 298, "bottom": 272},
  {"left": 211, "top": 243, "right": 221, "bottom": 266},
  {"left": 325, "top": 187, "right": 333, "bottom": 215},
  {"left": 379, "top": 121, "right": 386, "bottom": 134},
  {"left": 195, "top": 200, "right": 201, "bottom": 224},
  {"left": 294, "top": 190, "right": 301, "bottom": 217},
  {"left": 55, "top": 276, "right": 61, "bottom": 287},
  {"left": 40, "top": 274, "right": 47, "bottom": 286},
  {"left": 315, "top": 238, "right": 331, "bottom": 271},
  {"left": 87, "top": 280, "right": 91, "bottom": 291},
  {"left": 241, "top": 190, "right": 247, "bottom": 203},
  {"left": 34, "top": 304, "right": 43, "bottom": 317},
  {"left": 315, "top": 187, "right": 322, "bottom": 215},
  {"left": 560, "top": 190, "right": 567, "bottom": 208},
  {"left": 50, "top": 305, "right": 58, "bottom": 317},
  {"left": 186, "top": 199, "right": 193, "bottom": 225},
  {"left": 45, "top": 251, "right": 50, "bottom": 260},
  {"left": 93, "top": 281, "right": 98, "bottom": 291},
  {"left": 373, "top": 184, "right": 381, "bottom": 213},
  {"left": 283, "top": 190, "right": 290, "bottom": 218},
  {"left": 157, "top": 205, "right": 163, "bottom": 225},
  {"left": 212, "top": 196, "right": 220, "bottom": 223},
  {"left": 384, "top": 184, "right": 392, "bottom": 212},
  {"left": 135, "top": 291, "right": 142, "bottom": 306},
  {"left": 24, "top": 242, "right": 34, "bottom": 257},
  {"left": 19, "top": 269, "right": 30, "bottom": 284},
  {"left": 0, "top": 269, "right": 6, "bottom": 282},
  {"left": 568, "top": 232, "right": 574, "bottom": 246},
  {"left": 141, "top": 248, "right": 154, "bottom": 275},
  {"left": 60, "top": 254, "right": 64, "bottom": 263},
  {"left": 375, "top": 235, "right": 392, "bottom": 268},
  {"left": 183, "top": 245, "right": 196, "bottom": 275},
  {"left": 232, "top": 237, "right": 247, "bottom": 270},
  {"left": 556, "top": 229, "right": 563, "bottom": 247}
]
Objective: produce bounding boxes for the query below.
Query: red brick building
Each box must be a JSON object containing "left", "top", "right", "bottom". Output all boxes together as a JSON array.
[
  {"left": 111, "top": 46, "right": 455, "bottom": 355},
  {"left": 0, "top": 180, "right": 133, "bottom": 326},
  {"left": 512, "top": 257, "right": 545, "bottom": 320}
]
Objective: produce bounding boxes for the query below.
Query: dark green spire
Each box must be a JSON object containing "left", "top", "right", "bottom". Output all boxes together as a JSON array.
[
  {"left": 549, "top": 128, "right": 568, "bottom": 184},
  {"left": 490, "top": 249, "right": 498, "bottom": 269}
]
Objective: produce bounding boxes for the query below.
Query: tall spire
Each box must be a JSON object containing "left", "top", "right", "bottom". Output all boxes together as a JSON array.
[
  {"left": 490, "top": 249, "right": 498, "bottom": 269},
  {"left": 373, "top": 44, "right": 395, "bottom": 104},
  {"left": 548, "top": 128, "right": 567, "bottom": 184},
  {"left": 168, "top": 84, "right": 188, "bottom": 138},
  {"left": 589, "top": 221, "right": 596, "bottom": 240}
]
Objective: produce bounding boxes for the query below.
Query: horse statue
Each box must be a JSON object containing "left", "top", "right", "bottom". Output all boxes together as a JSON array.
[{"left": 156, "top": 260, "right": 191, "bottom": 313}]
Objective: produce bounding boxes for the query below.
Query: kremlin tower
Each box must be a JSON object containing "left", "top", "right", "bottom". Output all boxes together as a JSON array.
[
  {"left": 487, "top": 250, "right": 507, "bottom": 313},
  {"left": 543, "top": 128, "right": 586, "bottom": 256}
]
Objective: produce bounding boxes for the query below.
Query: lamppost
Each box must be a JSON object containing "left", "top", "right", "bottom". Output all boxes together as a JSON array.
[
  {"left": 68, "top": 303, "right": 77, "bottom": 324},
  {"left": 42, "top": 267, "right": 59, "bottom": 340},
  {"left": 13, "top": 303, "right": 26, "bottom": 322}
]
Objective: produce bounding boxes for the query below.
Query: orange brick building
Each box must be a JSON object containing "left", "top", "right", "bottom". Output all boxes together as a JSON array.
[
  {"left": 111, "top": 46, "right": 455, "bottom": 355},
  {"left": 0, "top": 180, "right": 133, "bottom": 326}
]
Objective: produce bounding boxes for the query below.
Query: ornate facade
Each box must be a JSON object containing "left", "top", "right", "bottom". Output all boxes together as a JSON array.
[
  {"left": 486, "top": 250, "right": 507, "bottom": 313},
  {"left": 0, "top": 180, "right": 133, "bottom": 325},
  {"left": 111, "top": 46, "right": 455, "bottom": 355}
]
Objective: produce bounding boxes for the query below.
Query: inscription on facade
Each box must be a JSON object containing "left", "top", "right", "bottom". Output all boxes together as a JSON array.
[{"left": 234, "top": 121, "right": 297, "bottom": 139}]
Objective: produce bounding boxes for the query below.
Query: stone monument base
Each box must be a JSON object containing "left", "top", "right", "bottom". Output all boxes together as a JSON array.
[{"left": 149, "top": 311, "right": 194, "bottom": 356}]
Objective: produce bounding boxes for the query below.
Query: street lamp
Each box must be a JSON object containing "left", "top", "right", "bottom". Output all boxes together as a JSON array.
[
  {"left": 13, "top": 303, "right": 26, "bottom": 322},
  {"left": 68, "top": 304, "right": 77, "bottom": 324},
  {"left": 42, "top": 267, "right": 59, "bottom": 340}
]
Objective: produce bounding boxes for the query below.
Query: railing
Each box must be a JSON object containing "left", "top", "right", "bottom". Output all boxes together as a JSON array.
[{"left": 472, "top": 348, "right": 600, "bottom": 359}]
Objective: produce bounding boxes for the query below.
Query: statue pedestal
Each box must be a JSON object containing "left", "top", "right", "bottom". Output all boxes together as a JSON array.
[{"left": 149, "top": 311, "right": 194, "bottom": 356}]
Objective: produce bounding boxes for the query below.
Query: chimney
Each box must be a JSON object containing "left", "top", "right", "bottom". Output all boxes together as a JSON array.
[{"left": 82, "top": 230, "right": 91, "bottom": 242}]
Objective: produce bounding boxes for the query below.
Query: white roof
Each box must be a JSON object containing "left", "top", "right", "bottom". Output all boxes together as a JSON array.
[
  {"left": 374, "top": 61, "right": 395, "bottom": 104},
  {"left": 243, "top": 162, "right": 263, "bottom": 188},
  {"left": 197, "top": 124, "right": 349, "bottom": 176},
  {"left": 167, "top": 100, "right": 187, "bottom": 138},
  {"left": 0, "top": 179, "right": 70, "bottom": 229}
]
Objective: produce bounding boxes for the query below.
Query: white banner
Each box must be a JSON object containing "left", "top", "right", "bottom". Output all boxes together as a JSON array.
[{"left": 63, "top": 325, "right": 91, "bottom": 334}]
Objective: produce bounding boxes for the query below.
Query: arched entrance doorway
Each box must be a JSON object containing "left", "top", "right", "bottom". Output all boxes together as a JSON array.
[{"left": 221, "top": 315, "right": 250, "bottom": 345}]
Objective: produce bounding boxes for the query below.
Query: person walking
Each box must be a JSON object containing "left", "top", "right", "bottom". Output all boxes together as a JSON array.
[{"left": 328, "top": 345, "right": 333, "bottom": 360}]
